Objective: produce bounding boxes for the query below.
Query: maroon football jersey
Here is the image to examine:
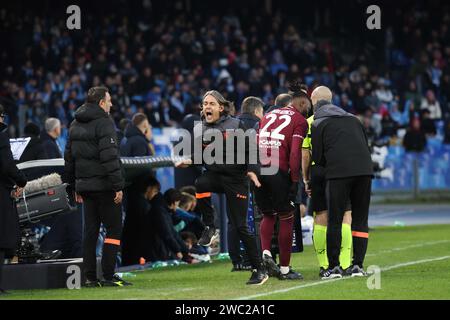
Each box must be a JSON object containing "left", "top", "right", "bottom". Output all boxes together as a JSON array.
[{"left": 257, "top": 106, "right": 308, "bottom": 182}]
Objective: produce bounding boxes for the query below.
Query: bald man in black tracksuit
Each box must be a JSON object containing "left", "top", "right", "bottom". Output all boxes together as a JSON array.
[{"left": 311, "top": 100, "right": 373, "bottom": 279}]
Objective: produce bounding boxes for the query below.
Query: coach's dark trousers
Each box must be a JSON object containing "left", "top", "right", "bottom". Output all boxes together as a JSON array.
[
  {"left": 195, "top": 171, "right": 262, "bottom": 269},
  {"left": 326, "top": 176, "right": 372, "bottom": 269},
  {"left": 80, "top": 191, "right": 122, "bottom": 281}
]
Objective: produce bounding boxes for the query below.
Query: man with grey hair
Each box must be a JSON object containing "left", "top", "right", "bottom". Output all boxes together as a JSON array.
[
  {"left": 311, "top": 86, "right": 373, "bottom": 279},
  {"left": 41, "top": 117, "right": 62, "bottom": 158}
]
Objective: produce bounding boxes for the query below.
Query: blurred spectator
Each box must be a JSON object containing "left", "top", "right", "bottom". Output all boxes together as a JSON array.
[
  {"left": 180, "top": 231, "right": 208, "bottom": 258},
  {"left": 403, "top": 117, "right": 427, "bottom": 152},
  {"left": 353, "top": 87, "right": 371, "bottom": 115},
  {"left": 390, "top": 101, "right": 410, "bottom": 127},
  {"left": 404, "top": 81, "right": 422, "bottom": 112},
  {"left": 175, "top": 192, "right": 205, "bottom": 239},
  {"left": 117, "top": 118, "right": 131, "bottom": 145},
  {"left": 41, "top": 118, "right": 62, "bottom": 158},
  {"left": 421, "top": 90, "right": 442, "bottom": 120},
  {"left": 444, "top": 114, "right": 450, "bottom": 144},
  {"left": 19, "top": 123, "right": 48, "bottom": 162},
  {"left": 380, "top": 110, "right": 399, "bottom": 138},
  {"left": 421, "top": 110, "right": 437, "bottom": 137},
  {"left": 375, "top": 79, "right": 394, "bottom": 105},
  {"left": 148, "top": 187, "right": 192, "bottom": 263}
]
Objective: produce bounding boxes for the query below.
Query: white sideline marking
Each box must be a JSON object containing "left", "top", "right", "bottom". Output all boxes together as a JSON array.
[
  {"left": 370, "top": 209, "right": 414, "bottom": 219},
  {"left": 365, "top": 240, "right": 450, "bottom": 257},
  {"left": 235, "top": 255, "right": 450, "bottom": 300}
]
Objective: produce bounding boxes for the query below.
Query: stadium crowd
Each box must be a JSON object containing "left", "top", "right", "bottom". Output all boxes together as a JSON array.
[{"left": 1, "top": 1, "right": 450, "bottom": 284}]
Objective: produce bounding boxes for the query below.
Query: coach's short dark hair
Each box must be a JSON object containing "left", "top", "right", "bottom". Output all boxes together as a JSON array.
[
  {"left": 87, "top": 86, "right": 109, "bottom": 104},
  {"left": 275, "top": 94, "right": 292, "bottom": 108},
  {"left": 241, "top": 97, "right": 264, "bottom": 115},
  {"left": 132, "top": 113, "right": 148, "bottom": 127}
]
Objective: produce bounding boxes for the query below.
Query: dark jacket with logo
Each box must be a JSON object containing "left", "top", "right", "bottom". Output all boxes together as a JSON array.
[
  {"left": 0, "top": 122, "right": 27, "bottom": 250},
  {"left": 64, "top": 103, "right": 124, "bottom": 192},
  {"left": 311, "top": 101, "right": 373, "bottom": 180},
  {"left": 120, "top": 125, "right": 152, "bottom": 157},
  {"left": 193, "top": 115, "right": 258, "bottom": 177}
]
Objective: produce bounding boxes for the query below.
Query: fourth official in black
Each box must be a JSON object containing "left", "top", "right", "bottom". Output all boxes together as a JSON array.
[{"left": 310, "top": 86, "right": 373, "bottom": 279}]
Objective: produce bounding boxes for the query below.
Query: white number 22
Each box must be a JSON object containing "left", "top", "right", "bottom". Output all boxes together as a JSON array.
[{"left": 260, "top": 114, "right": 292, "bottom": 140}]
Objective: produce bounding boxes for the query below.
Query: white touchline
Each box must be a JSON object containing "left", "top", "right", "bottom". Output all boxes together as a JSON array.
[
  {"left": 235, "top": 255, "right": 450, "bottom": 300},
  {"left": 369, "top": 209, "right": 415, "bottom": 219},
  {"left": 365, "top": 240, "right": 450, "bottom": 257}
]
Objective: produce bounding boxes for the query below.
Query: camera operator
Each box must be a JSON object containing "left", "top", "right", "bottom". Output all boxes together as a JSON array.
[{"left": 0, "top": 104, "right": 27, "bottom": 295}]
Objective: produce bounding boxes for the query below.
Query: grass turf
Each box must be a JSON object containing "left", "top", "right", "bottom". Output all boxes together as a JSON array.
[{"left": 2, "top": 224, "right": 450, "bottom": 300}]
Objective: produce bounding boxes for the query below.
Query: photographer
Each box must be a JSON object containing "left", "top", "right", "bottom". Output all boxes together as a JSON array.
[{"left": 0, "top": 104, "right": 27, "bottom": 295}]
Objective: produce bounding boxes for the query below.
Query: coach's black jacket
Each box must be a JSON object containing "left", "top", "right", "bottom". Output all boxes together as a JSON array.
[
  {"left": 64, "top": 103, "right": 124, "bottom": 192},
  {"left": 311, "top": 101, "right": 373, "bottom": 180},
  {"left": 193, "top": 115, "right": 258, "bottom": 177}
]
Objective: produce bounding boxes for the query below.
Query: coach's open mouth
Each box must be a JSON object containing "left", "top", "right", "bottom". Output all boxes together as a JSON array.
[{"left": 205, "top": 111, "right": 213, "bottom": 121}]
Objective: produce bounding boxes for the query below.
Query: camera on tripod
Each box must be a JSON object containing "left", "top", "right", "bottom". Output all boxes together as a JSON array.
[{"left": 14, "top": 173, "right": 77, "bottom": 263}]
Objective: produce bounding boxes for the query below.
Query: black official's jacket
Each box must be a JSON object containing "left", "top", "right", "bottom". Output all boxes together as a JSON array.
[
  {"left": 64, "top": 103, "right": 124, "bottom": 193},
  {"left": 193, "top": 115, "right": 258, "bottom": 177},
  {"left": 311, "top": 101, "right": 373, "bottom": 180}
]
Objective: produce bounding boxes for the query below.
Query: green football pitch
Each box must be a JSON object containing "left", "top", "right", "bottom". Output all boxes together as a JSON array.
[{"left": 2, "top": 224, "right": 450, "bottom": 300}]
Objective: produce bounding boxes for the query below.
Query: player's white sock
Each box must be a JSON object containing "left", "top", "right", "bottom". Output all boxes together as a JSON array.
[
  {"left": 280, "top": 266, "right": 290, "bottom": 275},
  {"left": 263, "top": 250, "right": 272, "bottom": 257}
]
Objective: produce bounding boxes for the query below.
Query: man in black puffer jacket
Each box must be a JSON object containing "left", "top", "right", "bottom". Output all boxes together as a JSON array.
[
  {"left": 64, "top": 86, "right": 127, "bottom": 287},
  {"left": 311, "top": 86, "right": 373, "bottom": 279}
]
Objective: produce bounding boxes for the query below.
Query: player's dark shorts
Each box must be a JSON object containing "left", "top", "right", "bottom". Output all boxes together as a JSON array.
[
  {"left": 254, "top": 169, "right": 295, "bottom": 215},
  {"left": 311, "top": 165, "right": 351, "bottom": 213}
]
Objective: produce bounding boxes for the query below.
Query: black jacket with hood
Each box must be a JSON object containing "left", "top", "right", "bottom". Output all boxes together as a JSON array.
[
  {"left": 311, "top": 101, "right": 373, "bottom": 180},
  {"left": 64, "top": 103, "right": 124, "bottom": 193}
]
